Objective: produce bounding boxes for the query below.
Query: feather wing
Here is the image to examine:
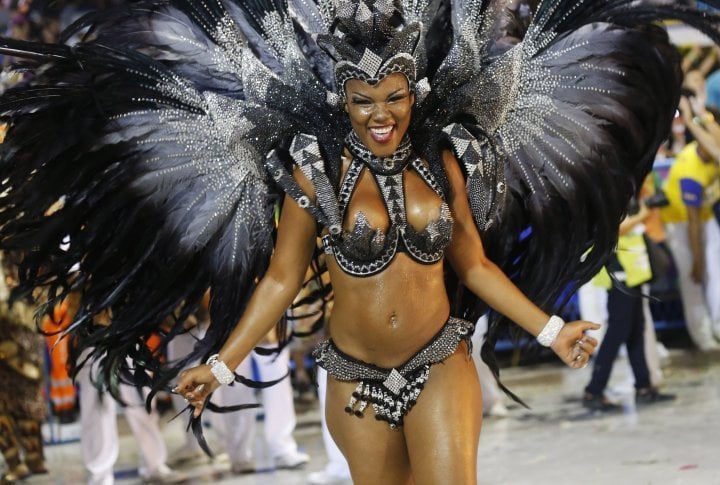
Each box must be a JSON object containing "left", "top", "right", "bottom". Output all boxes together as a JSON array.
[
  {"left": 438, "top": 0, "right": 720, "bottom": 319},
  {"left": 0, "top": 0, "right": 345, "bottom": 396}
]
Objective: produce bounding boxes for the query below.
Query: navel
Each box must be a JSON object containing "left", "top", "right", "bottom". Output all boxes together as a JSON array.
[{"left": 390, "top": 312, "right": 399, "bottom": 328}]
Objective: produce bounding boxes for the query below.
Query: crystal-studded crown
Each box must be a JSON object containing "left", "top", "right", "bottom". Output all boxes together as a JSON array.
[{"left": 318, "top": 0, "right": 422, "bottom": 96}]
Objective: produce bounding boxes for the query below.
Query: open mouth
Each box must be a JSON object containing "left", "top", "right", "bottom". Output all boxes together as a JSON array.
[{"left": 369, "top": 125, "right": 395, "bottom": 143}]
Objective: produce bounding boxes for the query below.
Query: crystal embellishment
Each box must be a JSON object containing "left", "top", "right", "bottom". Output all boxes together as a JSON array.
[{"left": 383, "top": 368, "right": 408, "bottom": 395}]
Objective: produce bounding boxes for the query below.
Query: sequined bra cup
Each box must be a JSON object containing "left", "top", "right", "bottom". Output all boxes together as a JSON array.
[
  {"left": 323, "top": 155, "right": 453, "bottom": 276},
  {"left": 268, "top": 132, "right": 453, "bottom": 277}
]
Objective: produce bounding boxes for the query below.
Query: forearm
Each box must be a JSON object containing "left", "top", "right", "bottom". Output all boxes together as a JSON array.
[
  {"left": 704, "top": 119, "right": 720, "bottom": 142},
  {"left": 684, "top": 119, "right": 720, "bottom": 161},
  {"left": 217, "top": 274, "right": 302, "bottom": 370},
  {"left": 460, "top": 260, "right": 550, "bottom": 338},
  {"left": 687, "top": 216, "right": 704, "bottom": 266}
]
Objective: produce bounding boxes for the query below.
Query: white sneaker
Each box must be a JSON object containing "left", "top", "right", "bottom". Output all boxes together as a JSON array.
[
  {"left": 274, "top": 450, "right": 310, "bottom": 470},
  {"left": 230, "top": 459, "right": 255, "bottom": 475},
  {"left": 167, "top": 445, "right": 206, "bottom": 467},
  {"left": 308, "top": 468, "right": 352, "bottom": 484},
  {"left": 141, "top": 465, "right": 188, "bottom": 484},
  {"left": 486, "top": 401, "right": 509, "bottom": 418},
  {"left": 699, "top": 340, "right": 720, "bottom": 351}
]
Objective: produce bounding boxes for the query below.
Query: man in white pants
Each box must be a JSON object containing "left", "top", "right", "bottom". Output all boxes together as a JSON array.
[
  {"left": 168, "top": 334, "right": 309, "bottom": 473},
  {"left": 77, "top": 355, "right": 186, "bottom": 484},
  {"left": 307, "top": 366, "right": 352, "bottom": 484},
  {"left": 661, "top": 141, "right": 720, "bottom": 350},
  {"left": 471, "top": 315, "right": 508, "bottom": 418},
  {"left": 208, "top": 347, "right": 310, "bottom": 473}
]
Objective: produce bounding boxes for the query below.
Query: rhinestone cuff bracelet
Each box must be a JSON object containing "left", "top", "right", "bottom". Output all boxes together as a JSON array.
[
  {"left": 536, "top": 315, "right": 565, "bottom": 347},
  {"left": 206, "top": 354, "right": 235, "bottom": 385}
]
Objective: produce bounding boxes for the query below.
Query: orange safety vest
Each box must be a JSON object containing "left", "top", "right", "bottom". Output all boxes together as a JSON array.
[{"left": 42, "top": 301, "right": 77, "bottom": 414}]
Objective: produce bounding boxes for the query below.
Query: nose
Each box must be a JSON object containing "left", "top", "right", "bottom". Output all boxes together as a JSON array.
[{"left": 370, "top": 102, "right": 391, "bottom": 122}]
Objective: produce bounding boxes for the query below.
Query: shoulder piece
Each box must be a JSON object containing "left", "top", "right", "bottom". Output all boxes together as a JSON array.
[
  {"left": 268, "top": 133, "right": 342, "bottom": 233},
  {"left": 443, "top": 123, "right": 506, "bottom": 231}
]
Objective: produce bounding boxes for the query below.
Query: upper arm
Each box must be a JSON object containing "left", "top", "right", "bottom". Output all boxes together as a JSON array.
[
  {"left": 441, "top": 150, "right": 490, "bottom": 278},
  {"left": 686, "top": 204, "right": 702, "bottom": 228},
  {"left": 264, "top": 190, "right": 318, "bottom": 292},
  {"left": 263, "top": 162, "right": 319, "bottom": 293}
]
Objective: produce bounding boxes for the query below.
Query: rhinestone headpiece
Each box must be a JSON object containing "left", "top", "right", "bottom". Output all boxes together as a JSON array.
[{"left": 317, "top": 0, "right": 422, "bottom": 97}]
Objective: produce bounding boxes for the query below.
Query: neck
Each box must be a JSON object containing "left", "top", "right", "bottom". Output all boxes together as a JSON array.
[{"left": 345, "top": 131, "right": 413, "bottom": 176}]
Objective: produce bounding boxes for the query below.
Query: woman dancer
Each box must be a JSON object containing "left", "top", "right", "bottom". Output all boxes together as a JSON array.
[
  {"left": 175, "top": 68, "right": 598, "bottom": 482},
  {"left": 1, "top": 1, "right": 718, "bottom": 482}
]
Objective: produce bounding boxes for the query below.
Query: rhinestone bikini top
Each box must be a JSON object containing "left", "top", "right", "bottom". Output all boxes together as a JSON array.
[
  {"left": 320, "top": 134, "right": 453, "bottom": 277},
  {"left": 267, "top": 132, "right": 453, "bottom": 277}
]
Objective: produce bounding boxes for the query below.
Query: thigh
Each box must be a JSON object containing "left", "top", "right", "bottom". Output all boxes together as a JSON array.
[
  {"left": 326, "top": 377, "right": 413, "bottom": 485},
  {"left": 403, "top": 342, "right": 482, "bottom": 485}
]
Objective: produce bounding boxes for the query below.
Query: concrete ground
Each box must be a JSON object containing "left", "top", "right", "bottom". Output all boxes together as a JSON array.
[{"left": 8, "top": 345, "right": 720, "bottom": 485}]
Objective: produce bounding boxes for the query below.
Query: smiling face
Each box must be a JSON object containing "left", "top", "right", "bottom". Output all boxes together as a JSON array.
[{"left": 344, "top": 72, "right": 414, "bottom": 158}]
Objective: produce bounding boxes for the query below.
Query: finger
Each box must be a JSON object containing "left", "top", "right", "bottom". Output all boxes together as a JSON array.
[
  {"left": 581, "top": 335, "right": 598, "bottom": 347},
  {"left": 571, "top": 342, "right": 585, "bottom": 359},
  {"left": 175, "top": 374, "right": 193, "bottom": 392},
  {"left": 584, "top": 322, "right": 602, "bottom": 331},
  {"left": 575, "top": 341, "right": 590, "bottom": 354},
  {"left": 185, "top": 384, "right": 209, "bottom": 402},
  {"left": 572, "top": 351, "right": 589, "bottom": 368},
  {"left": 191, "top": 399, "right": 206, "bottom": 417}
]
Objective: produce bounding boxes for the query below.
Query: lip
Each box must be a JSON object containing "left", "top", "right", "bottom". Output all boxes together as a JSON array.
[{"left": 368, "top": 125, "right": 395, "bottom": 144}]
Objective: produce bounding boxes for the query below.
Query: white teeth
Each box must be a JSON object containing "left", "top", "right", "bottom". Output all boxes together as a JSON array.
[{"left": 370, "top": 126, "right": 393, "bottom": 135}]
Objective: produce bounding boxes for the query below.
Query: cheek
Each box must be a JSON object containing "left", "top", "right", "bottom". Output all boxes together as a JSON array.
[
  {"left": 348, "top": 108, "right": 373, "bottom": 128},
  {"left": 392, "top": 103, "right": 412, "bottom": 124}
]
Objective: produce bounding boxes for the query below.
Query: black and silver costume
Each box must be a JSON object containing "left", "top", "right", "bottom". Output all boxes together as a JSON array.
[{"left": 0, "top": 1, "right": 718, "bottom": 417}]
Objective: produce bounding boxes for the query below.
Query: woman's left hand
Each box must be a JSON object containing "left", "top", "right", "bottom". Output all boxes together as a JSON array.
[{"left": 550, "top": 320, "right": 601, "bottom": 369}]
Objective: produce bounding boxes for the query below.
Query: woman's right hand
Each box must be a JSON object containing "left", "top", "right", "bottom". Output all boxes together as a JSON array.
[{"left": 174, "top": 365, "right": 221, "bottom": 417}]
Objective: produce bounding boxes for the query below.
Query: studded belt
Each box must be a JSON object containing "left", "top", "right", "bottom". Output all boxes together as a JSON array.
[{"left": 313, "top": 317, "right": 474, "bottom": 428}]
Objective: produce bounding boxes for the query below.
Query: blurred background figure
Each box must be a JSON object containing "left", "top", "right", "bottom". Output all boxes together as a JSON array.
[
  {"left": 76, "top": 306, "right": 187, "bottom": 485},
  {"left": 168, "top": 293, "right": 310, "bottom": 475},
  {"left": 662, "top": 92, "right": 720, "bottom": 350},
  {"left": 472, "top": 315, "right": 509, "bottom": 418},
  {"left": 583, "top": 198, "right": 675, "bottom": 413},
  {"left": 42, "top": 293, "right": 79, "bottom": 424},
  {"left": 0, "top": 252, "right": 48, "bottom": 483}
]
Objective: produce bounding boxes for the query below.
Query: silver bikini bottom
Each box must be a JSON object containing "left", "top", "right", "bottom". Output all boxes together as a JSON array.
[{"left": 313, "top": 317, "right": 474, "bottom": 428}]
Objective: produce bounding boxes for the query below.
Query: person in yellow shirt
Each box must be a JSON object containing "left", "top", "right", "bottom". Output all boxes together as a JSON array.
[{"left": 661, "top": 138, "right": 720, "bottom": 350}]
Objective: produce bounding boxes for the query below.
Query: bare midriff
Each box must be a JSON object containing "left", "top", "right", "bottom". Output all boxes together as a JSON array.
[{"left": 327, "top": 253, "right": 451, "bottom": 369}]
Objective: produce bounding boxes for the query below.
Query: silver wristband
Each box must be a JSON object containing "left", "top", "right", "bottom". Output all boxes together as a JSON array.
[
  {"left": 536, "top": 315, "right": 565, "bottom": 347},
  {"left": 206, "top": 354, "right": 235, "bottom": 385}
]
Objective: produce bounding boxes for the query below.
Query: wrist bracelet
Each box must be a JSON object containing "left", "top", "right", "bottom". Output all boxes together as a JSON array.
[
  {"left": 536, "top": 315, "right": 565, "bottom": 347},
  {"left": 206, "top": 354, "right": 235, "bottom": 385}
]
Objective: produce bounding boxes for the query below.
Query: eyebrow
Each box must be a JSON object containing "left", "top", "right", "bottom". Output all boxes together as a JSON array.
[{"left": 349, "top": 88, "right": 407, "bottom": 100}]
